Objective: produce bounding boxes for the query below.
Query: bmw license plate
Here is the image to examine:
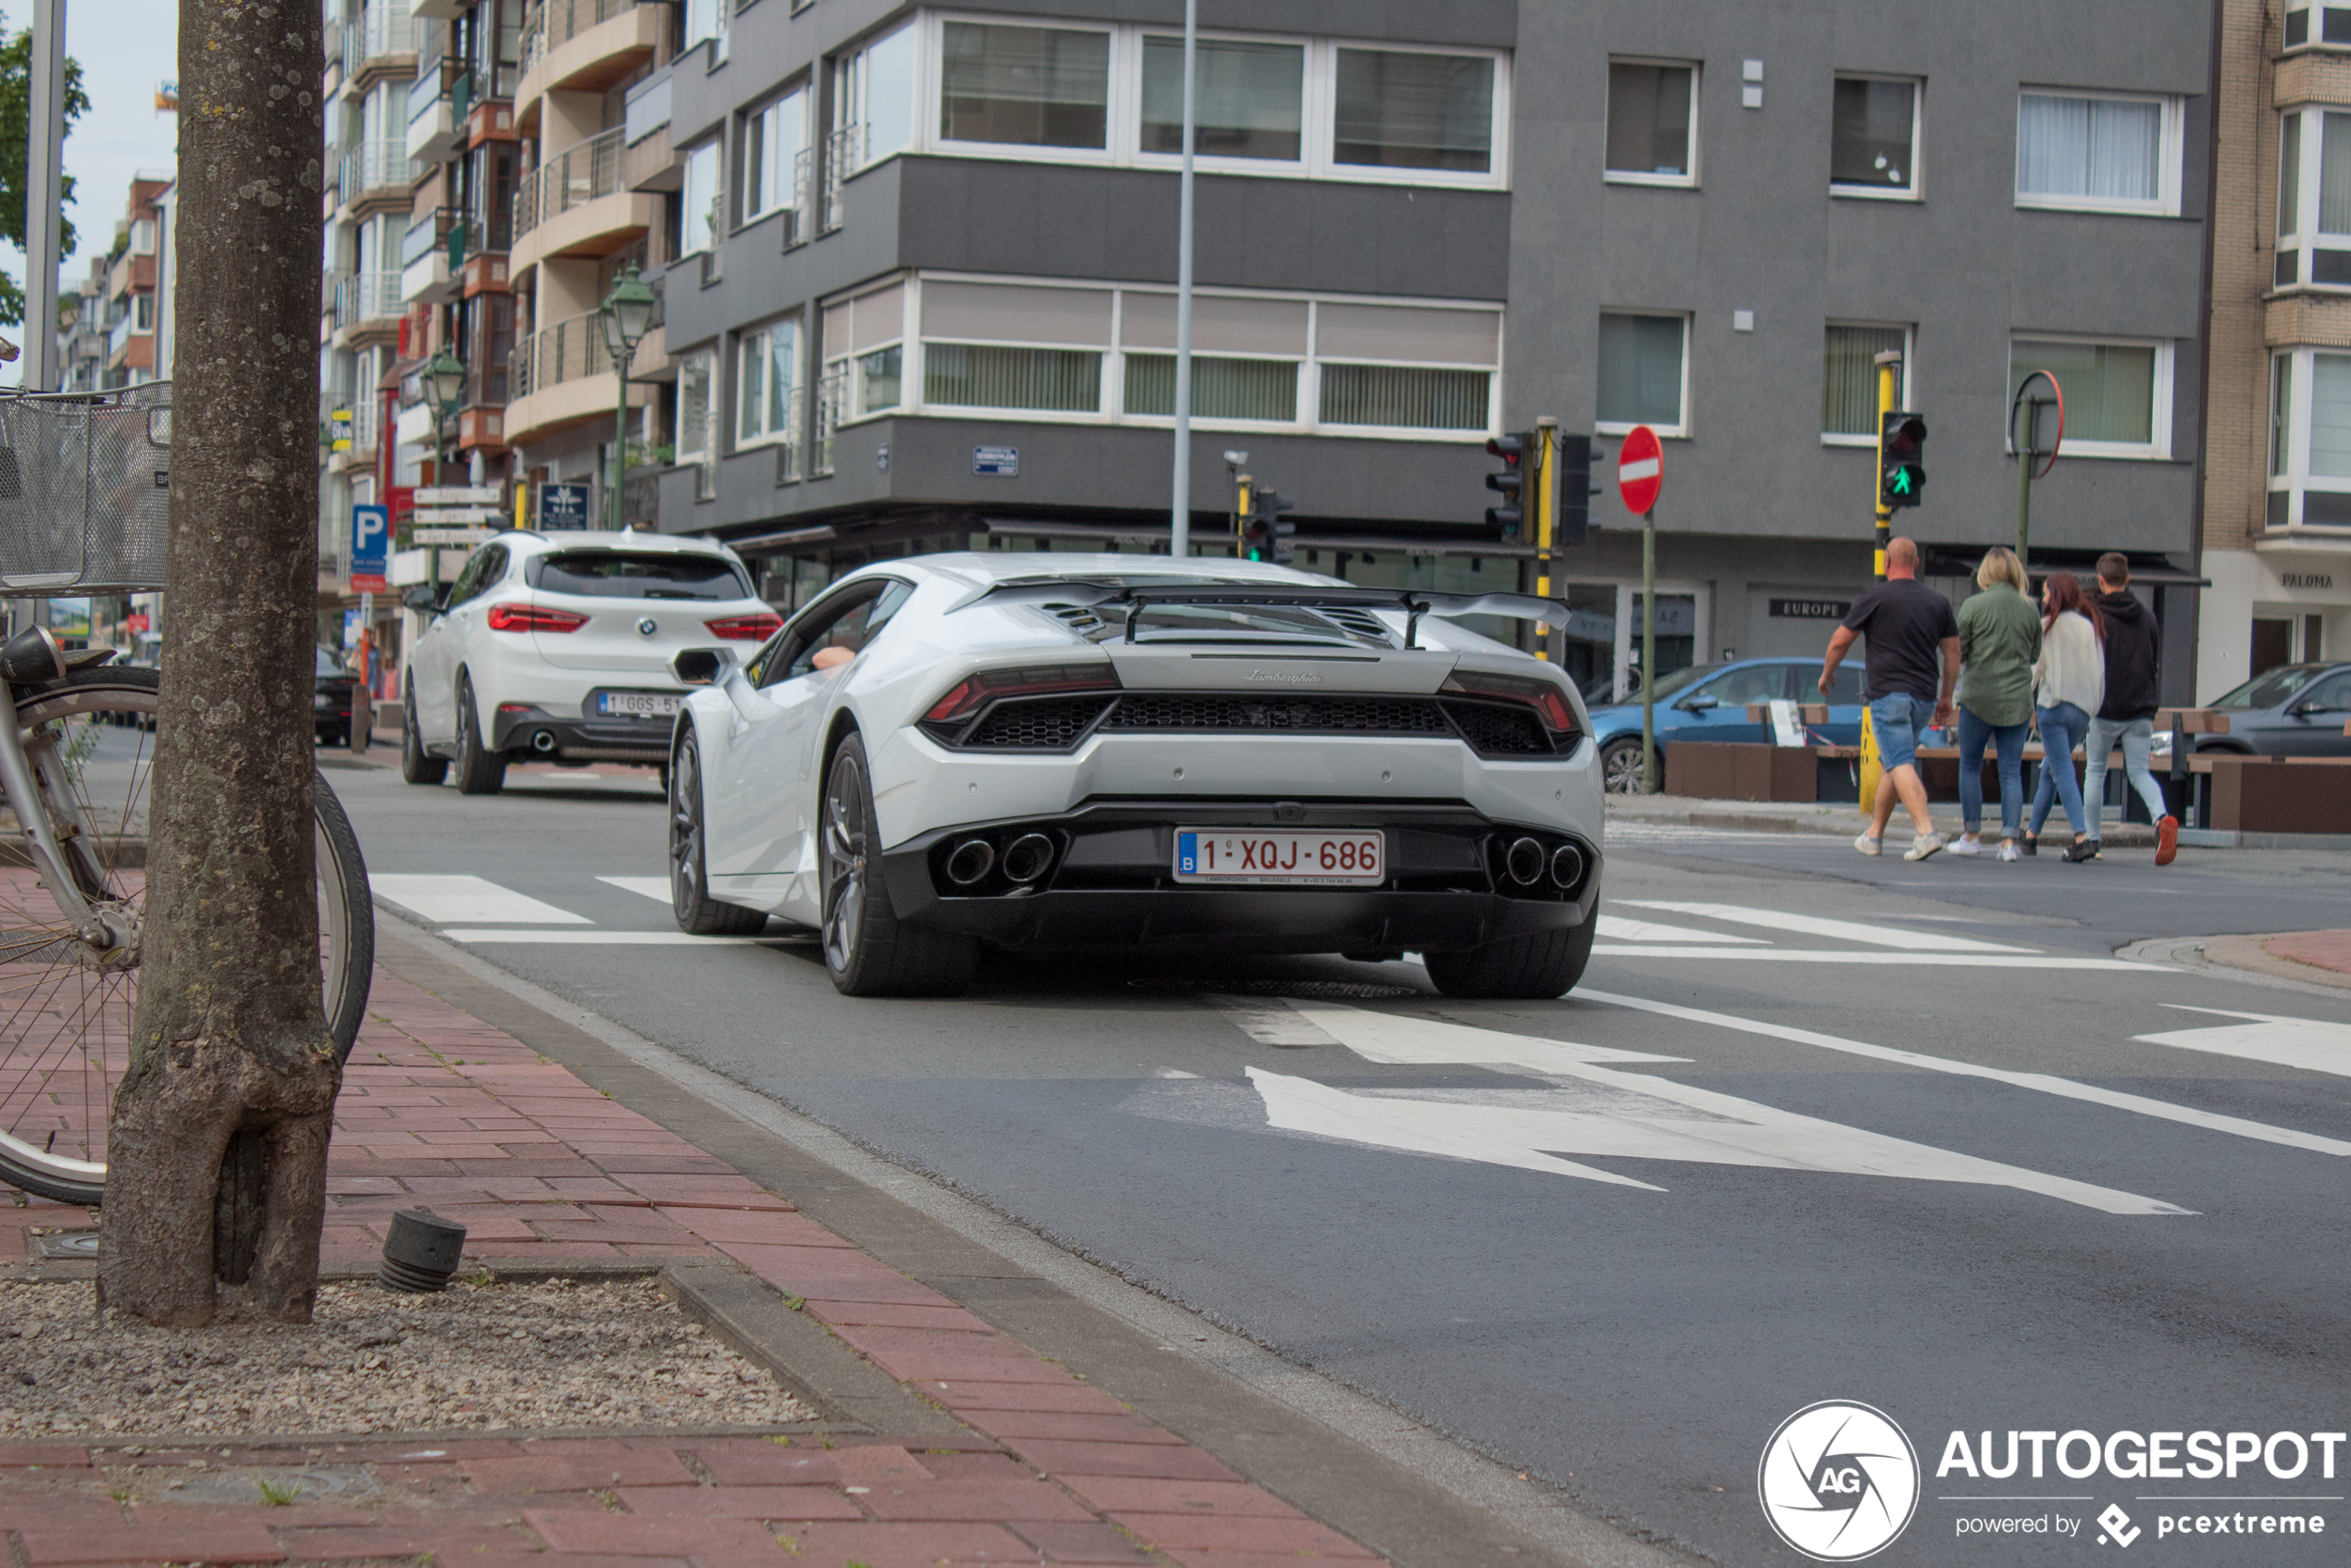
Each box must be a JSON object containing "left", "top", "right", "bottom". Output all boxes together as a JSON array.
[
  {"left": 1174, "top": 829, "right": 1384, "bottom": 885},
  {"left": 596, "top": 691, "right": 682, "bottom": 718}
]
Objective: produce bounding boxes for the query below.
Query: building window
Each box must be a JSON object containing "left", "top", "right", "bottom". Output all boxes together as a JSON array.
[
  {"left": 677, "top": 348, "right": 717, "bottom": 499},
  {"left": 1119, "top": 291, "right": 1306, "bottom": 422},
  {"left": 2275, "top": 109, "right": 2351, "bottom": 288},
  {"left": 820, "top": 281, "right": 909, "bottom": 420},
  {"left": 2015, "top": 92, "right": 2180, "bottom": 215},
  {"left": 1332, "top": 49, "right": 1494, "bottom": 173},
  {"left": 920, "top": 280, "right": 1108, "bottom": 412},
  {"left": 1822, "top": 324, "right": 1909, "bottom": 442},
  {"left": 1312, "top": 300, "right": 1499, "bottom": 431},
  {"left": 1125, "top": 355, "right": 1300, "bottom": 420},
  {"left": 1140, "top": 35, "right": 1304, "bottom": 162},
  {"left": 129, "top": 218, "right": 156, "bottom": 255},
  {"left": 1605, "top": 61, "right": 1696, "bottom": 184},
  {"left": 835, "top": 23, "right": 918, "bottom": 170},
  {"left": 740, "top": 85, "right": 807, "bottom": 225},
  {"left": 939, "top": 21, "right": 1110, "bottom": 150},
  {"left": 2272, "top": 352, "right": 2294, "bottom": 479},
  {"left": 1597, "top": 312, "right": 1688, "bottom": 434},
  {"left": 2009, "top": 336, "right": 2169, "bottom": 458},
  {"left": 2285, "top": 0, "right": 2351, "bottom": 48},
  {"left": 2267, "top": 346, "right": 2351, "bottom": 529},
  {"left": 1831, "top": 76, "right": 1919, "bottom": 197},
  {"left": 680, "top": 139, "right": 720, "bottom": 255},
  {"left": 736, "top": 318, "right": 798, "bottom": 447}
]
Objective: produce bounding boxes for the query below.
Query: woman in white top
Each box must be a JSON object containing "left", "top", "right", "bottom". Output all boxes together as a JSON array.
[{"left": 2023, "top": 571, "right": 2106, "bottom": 863}]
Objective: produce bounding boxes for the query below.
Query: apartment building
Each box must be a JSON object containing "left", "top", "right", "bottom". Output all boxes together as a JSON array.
[
  {"left": 486, "top": 1, "right": 2214, "bottom": 697},
  {"left": 2201, "top": 0, "right": 2351, "bottom": 698}
]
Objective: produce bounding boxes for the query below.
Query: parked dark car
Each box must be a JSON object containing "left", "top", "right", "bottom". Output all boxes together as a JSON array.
[
  {"left": 2195, "top": 663, "right": 2351, "bottom": 757},
  {"left": 316, "top": 647, "right": 359, "bottom": 746},
  {"left": 1586, "top": 657, "right": 1868, "bottom": 793}
]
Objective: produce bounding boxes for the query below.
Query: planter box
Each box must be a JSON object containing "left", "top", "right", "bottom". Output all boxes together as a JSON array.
[
  {"left": 2203, "top": 757, "right": 2351, "bottom": 834},
  {"left": 1665, "top": 742, "right": 1820, "bottom": 803}
]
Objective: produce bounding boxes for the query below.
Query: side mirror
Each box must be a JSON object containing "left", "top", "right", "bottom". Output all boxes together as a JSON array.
[
  {"left": 1676, "top": 693, "right": 1719, "bottom": 712},
  {"left": 402, "top": 583, "right": 442, "bottom": 614},
  {"left": 673, "top": 647, "right": 738, "bottom": 687}
]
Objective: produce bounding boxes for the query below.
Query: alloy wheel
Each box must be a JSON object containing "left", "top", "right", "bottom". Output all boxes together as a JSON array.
[
  {"left": 669, "top": 744, "right": 702, "bottom": 915},
  {"left": 822, "top": 752, "right": 868, "bottom": 974}
]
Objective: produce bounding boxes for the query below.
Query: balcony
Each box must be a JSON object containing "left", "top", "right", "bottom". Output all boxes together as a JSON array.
[
  {"left": 516, "top": 0, "right": 662, "bottom": 135},
  {"left": 504, "top": 305, "right": 664, "bottom": 447},
  {"left": 107, "top": 310, "right": 152, "bottom": 364},
  {"left": 342, "top": 6, "right": 417, "bottom": 83},
  {"left": 405, "top": 60, "right": 457, "bottom": 164},
  {"left": 401, "top": 207, "right": 464, "bottom": 305},
  {"left": 338, "top": 139, "right": 419, "bottom": 210},
  {"left": 512, "top": 126, "right": 660, "bottom": 274},
  {"left": 331, "top": 270, "right": 404, "bottom": 340},
  {"left": 409, "top": 0, "right": 462, "bottom": 22}
]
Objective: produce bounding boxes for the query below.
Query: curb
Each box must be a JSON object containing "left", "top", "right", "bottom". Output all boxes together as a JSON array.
[{"left": 2120, "top": 933, "right": 2351, "bottom": 995}]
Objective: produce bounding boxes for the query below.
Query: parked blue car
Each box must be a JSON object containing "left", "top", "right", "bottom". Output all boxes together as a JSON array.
[{"left": 1586, "top": 657, "right": 1867, "bottom": 793}]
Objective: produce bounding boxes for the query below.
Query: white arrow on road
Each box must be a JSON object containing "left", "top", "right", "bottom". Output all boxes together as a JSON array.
[{"left": 2135, "top": 1005, "right": 2351, "bottom": 1076}]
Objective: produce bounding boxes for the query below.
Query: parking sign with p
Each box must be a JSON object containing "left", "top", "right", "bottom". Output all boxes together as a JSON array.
[{"left": 350, "top": 504, "right": 390, "bottom": 592}]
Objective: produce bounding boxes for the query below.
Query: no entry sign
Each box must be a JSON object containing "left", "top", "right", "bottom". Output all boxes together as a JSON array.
[{"left": 1617, "top": 425, "right": 1663, "bottom": 516}]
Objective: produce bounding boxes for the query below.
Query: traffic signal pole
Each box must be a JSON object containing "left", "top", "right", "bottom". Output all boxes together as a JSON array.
[
  {"left": 1872, "top": 351, "right": 1899, "bottom": 581},
  {"left": 1534, "top": 417, "right": 1556, "bottom": 661}
]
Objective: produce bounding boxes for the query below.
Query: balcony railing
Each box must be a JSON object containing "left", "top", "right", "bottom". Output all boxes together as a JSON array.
[
  {"left": 514, "top": 125, "right": 626, "bottom": 240},
  {"left": 402, "top": 206, "right": 466, "bottom": 269},
  {"left": 340, "top": 139, "right": 419, "bottom": 204},
  {"left": 405, "top": 56, "right": 444, "bottom": 122},
  {"left": 508, "top": 307, "right": 618, "bottom": 402},
  {"left": 342, "top": 6, "right": 417, "bottom": 74},
  {"left": 813, "top": 367, "right": 844, "bottom": 477},
  {"left": 768, "top": 387, "right": 806, "bottom": 483},
  {"left": 332, "top": 270, "right": 404, "bottom": 331},
  {"left": 821, "top": 125, "right": 858, "bottom": 235},
  {"left": 518, "top": 0, "right": 645, "bottom": 82}
]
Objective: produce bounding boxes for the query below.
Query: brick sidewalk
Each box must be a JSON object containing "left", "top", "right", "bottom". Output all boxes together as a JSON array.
[
  {"left": 0, "top": 968, "right": 1387, "bottom": 1568},
  {"left": 2265, "top": 929, "right": 2351, "bottom": 976}
]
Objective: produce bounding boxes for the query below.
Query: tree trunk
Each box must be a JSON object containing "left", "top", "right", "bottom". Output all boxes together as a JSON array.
[{"left": 99, "top": 0, "right": 338, "bottom": 1326}]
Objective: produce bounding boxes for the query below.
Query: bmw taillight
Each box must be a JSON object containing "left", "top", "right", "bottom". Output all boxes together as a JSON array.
[
  {"left": 704, "top": 613, "right": 783, "bottom": 641},
  {"left": 924, "top": 663, "right": 1121, "bottom": 724},
  {"left": 1440, "top": 669, "right": 1581, "bottom": 738},
  {"left": 487, "top": 603, "right": 589, "bottom": 633}
]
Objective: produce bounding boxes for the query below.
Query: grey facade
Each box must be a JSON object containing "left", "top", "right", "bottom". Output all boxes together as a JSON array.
[{"left": 524, "top": 0, "right": 2214, "bottom": 693}]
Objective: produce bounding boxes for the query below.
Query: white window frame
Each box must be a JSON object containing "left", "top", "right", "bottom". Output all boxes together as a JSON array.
[
  {"left": 2274, "top": 106, "right": 2351, "bottom": 291},
  {"left": 1594, "top": 310, "right": 1692, "bottom": 440},
  {"left": 2264, "top": 345, "right": 2351, "bottom": 529},
  {"left": 739, "top": 82, "right": 809, "bottom": 227},
  {"left": 848, "top": 13, "right": 1510, "bottom": 191},
  {"left": 2283, "top": 0, "right": 2351, "bottom": 51},
  {"left": 835, "top": 19, "right": 926, "bottom": 174},
  {"left": 1829, "top": 72, "right": 1924, "bottom": 203},
  {"left": 1601, "top": 57, "right": 1699, "bottom": 189},
  {"left": 1820, "top": 321, "right": 1913, "bottom": 448},
  {"left": 2006, "top": 332, "right": 2173, "bottom": 461},
  {"left": 675, "top": 347, "right": 717, "bottom": 463},
  {"left": 679, "top": 137, "right": 721, "bottom": 255},
  {"left": 821, "top": 278, "right": 914, "bottom": 425},
  {"left": 734, "top": 316, "right": 800, "bottom": 450},
  {"left": 2012, "top": 88, "right": 2183, "bottom": 218}
]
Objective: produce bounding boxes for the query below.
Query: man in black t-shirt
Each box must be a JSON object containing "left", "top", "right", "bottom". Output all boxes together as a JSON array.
[{"left": 1818, "top": 537, "right": 1961, "bottom": 861}]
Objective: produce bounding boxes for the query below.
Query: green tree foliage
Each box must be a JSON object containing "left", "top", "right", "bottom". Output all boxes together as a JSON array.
[{"left": 0, "top": 14, "right": 89, "bottom": 327}]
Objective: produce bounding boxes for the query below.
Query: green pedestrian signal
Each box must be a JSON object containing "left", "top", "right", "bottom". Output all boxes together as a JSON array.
[{"left": 1879, "top": 412, "right": 1928, "bottom": 511}]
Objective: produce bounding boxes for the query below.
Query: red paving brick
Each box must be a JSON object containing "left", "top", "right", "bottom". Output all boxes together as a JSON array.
[
  {"left": 1057, "top": 1477, "right": 1307, "bottom": 1518},
  {"left": 1111, "top": 1512, "right": 1374, "bottom": 1554},
  {"left": 463, "top": 1449, "right": 699, "bottom": 1493},
  {"left": 522, "top": 1510, "right": 791, "bottom": 1557},
  {"left": 610, "top": 1485, "right": 865, "bottom": 1521},
  {"left": 1005, "top": 1519, "right": 1161, "bottom": 1563},
  {"left": 1001, "top": 1443, "right": 1242, "bottom": 1484},
  {"left": 2268, "top": 928, "right": 2351, "bottom": 974},
  {"left": 856, "top": 1478, "right": 1098, "bottom": 1523},
  {"left": 765, "top": 1521, "right": 1044, "bottom": 1566},
  {"left": 956, "top": 1412, "right": 1189, "bottom": 1446},
  {"left": 17, "top": 1522, "right": 288, "bottom": 1563}
]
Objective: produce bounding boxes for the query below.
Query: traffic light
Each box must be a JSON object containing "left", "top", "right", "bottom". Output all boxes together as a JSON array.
[
  {"left": 1880, "top": 412, "right": 1928, "bottom": 509},
  {"left": 1242, "top": 489, "right": 1297, "bottom": 564},
  {"left": 1557, "top": 433, "right": 1596, "bottom": 546},
  {"left": 1485, "top": 430, "right": 1532, "bottom": 536}
]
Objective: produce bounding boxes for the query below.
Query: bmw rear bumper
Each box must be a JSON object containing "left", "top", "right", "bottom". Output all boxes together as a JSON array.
[
  {"left": 876, "top": 798, "right": 1600, "bottom": 955},
  {"left": 490, "top": 704, "right": 669, "bottom": 764}
]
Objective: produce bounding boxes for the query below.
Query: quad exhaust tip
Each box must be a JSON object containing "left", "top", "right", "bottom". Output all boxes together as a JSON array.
[
  {"left": 1550, "top": 843, "right": 1586, "bottom": 890},
  {"left": 1505, "top": 837, "right": 1545, "bottom": 885},
  {"left": 944, "top": 839, "right": 997, "bottom": 887},
  {"left": 1001, "top": 833, "right": 1055, "bottom": 884}
]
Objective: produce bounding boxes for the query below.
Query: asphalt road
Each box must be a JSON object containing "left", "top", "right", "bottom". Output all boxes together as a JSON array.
[{"left": 329, "top": 754, "right": 2351, "bottom": 1566}]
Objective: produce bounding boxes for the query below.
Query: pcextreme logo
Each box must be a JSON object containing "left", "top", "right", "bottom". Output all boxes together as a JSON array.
[{"left": 1759, "top": 1400, "right": 1922, "bottom": 1562}]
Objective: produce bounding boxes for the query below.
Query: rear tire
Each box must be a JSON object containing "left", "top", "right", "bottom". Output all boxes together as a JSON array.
[
  {"left": 452, "top": 675, "right": 506, "bottom": 796},
  {"left": 669, "top": 733, "right": 767, "bottom": 936},
  {"left": 402, "top": 692, "right": 448, "bottom": 786},
  {"left": 821, "top": 734, "right": 976, "bottom": 997},
  {"left": 1424, "top": 904, "right": 1598, "bottom": 1000}
]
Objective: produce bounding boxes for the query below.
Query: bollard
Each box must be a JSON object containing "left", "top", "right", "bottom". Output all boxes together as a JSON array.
[{"left": 379, "top": 1208, "right": 466, "bottom": 1293}]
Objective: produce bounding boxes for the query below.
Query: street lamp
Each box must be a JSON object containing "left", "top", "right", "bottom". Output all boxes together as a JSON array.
[
  {"left": 419, "top": 346, "right": 466, "bottom": 480},
  {"left": 600, "top": 265, "right": 657, "bottom": 530}
]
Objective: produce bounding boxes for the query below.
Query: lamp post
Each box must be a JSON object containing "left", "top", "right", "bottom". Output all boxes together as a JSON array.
[
  {"left": 600, "top": 265, "right": 657, "bottom": 530},
  {"left": 419, "top": 346, "right": 466, "bottom": 483}
]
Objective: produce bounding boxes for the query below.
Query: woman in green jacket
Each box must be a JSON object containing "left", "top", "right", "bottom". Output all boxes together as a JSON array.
[{"left": 1949, "top": 547, "right": 2042, "bottom": 860}]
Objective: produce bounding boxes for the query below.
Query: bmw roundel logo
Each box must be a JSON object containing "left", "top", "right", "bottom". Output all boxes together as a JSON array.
[
  {"left": 637, "top": 616, "right": 658, "bottom": 637},
  {"left": 1757, "top": 1400, "right": 1919, "bottom": 1561}
]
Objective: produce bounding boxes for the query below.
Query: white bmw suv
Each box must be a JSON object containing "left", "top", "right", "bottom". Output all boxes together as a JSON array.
[{"left": 401, "top": 529, "right": 779, "bottom": 794}]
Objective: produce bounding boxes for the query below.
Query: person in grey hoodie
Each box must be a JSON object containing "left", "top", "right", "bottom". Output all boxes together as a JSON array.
[{"left": 2084, "top": 553, "right": 2181, "bottom": 866}]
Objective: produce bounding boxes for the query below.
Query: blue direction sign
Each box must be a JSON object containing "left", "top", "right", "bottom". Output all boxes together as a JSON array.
[
  {"left": 350, "top": 504, "right": 390, "bottom": 591},
  {"left": 536, "top": 482, "right": 592, "bottom": 530}
]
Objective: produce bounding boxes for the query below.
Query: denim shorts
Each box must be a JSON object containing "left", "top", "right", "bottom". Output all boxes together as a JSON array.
[{"left": 1868, "top": 693, "right": 1938, "bottom": 773}]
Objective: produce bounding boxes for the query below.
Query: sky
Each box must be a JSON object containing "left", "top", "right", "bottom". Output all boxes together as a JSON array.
[{"left": 1, "top": 0, "right": 180, "bottom": 385}]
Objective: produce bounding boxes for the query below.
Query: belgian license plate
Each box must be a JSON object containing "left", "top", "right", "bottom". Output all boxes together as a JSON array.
[
  {"left": 1174, "top": 829, "right": 1385, "bottom": 885},
  {"left": 598, "top": 691, "right": 682, "bottom": 718}
]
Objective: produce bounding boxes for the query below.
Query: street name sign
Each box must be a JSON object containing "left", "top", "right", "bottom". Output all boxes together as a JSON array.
[
  {"left": 1617, "top": 425, "right": 1663, "bottom": 516},
  {"left": 410, "top": 528, "right": 496, "bottom": 546},
  {"left": 412, "top": 506, "right": 503, "bottom": 524},
  {"left": 414, "top": 486, "right": 504, "bottom": 504}
]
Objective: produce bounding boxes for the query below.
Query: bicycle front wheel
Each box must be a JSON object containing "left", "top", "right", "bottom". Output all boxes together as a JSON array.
[{"left": 0, "top": 666, "right": 373, "bottom": 1207}]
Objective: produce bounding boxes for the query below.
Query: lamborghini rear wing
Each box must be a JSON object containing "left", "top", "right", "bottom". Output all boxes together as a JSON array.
[{"left": 958, "top": 579, "right": 1570, "bottom": 650}]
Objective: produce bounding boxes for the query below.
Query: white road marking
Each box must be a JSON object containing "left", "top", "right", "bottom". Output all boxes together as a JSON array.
[
  {"left": 1576, "top": 989, "right": 2351, "bottom": 1158},
  {"left": 369, "top": 874, "right": 590, "bottom": 926},
  {"left": 1590, "top": 946, "right": 2156, "bottom": 969},
  {"left": 1215, "top": 1001, "right": 1686, "bottom": 1069},
  {"left": 1257, "top": 1006, "right": 2188, "bottom": 1213},
  {"left": 1155, "top": 1068, "right": 1202, "bottom": 1079},
  {"left": 440, "top": 929, "right": 774, "bottom": 945},
  {"left": 1616, "top": 900, "right": 2036, "bottom": 952},
  {"left": 1204, "top": 996, "right": 1342, "bottom": 1048},
  {"left": 598, "top": 876, "right": 675, "bottom": 904},
  {"left": 1598, "top": 915, "right": 1769, "bottom": 945},
  {"left": 2135, "top": 1005, "right": 2351, "bottom": 1077}
]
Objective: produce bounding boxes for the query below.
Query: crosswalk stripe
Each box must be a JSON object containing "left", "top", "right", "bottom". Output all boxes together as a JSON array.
[
  {"left": 1616, "top": 900, "right": 2036, "bottom": 952},
  {"left": 369, "top": 874, "right": 590, "bottom": 926},
  {"left": 1598, "top": 915, "right": 1769, "bottom": 945},
  {"left": 1591, "top": 947, "right": 2151, "bottom": 969},
  {"left": 598, "top": 876, "right": 676, "bottom": 904},
  {"left": 1575, "top": 988, "right": 2351, "bottom": 1158}
]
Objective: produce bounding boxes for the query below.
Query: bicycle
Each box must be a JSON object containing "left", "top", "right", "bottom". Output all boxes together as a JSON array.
[{"left": 0, "top": 386, "right": 373, "bottom": 1207}]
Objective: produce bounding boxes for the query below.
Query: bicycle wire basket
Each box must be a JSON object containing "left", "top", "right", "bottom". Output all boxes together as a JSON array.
[{"left": 0, "top": 382, "right": 171, "bottom": 596}]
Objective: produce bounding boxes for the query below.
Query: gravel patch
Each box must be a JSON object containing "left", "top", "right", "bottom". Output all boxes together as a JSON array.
[{"left": 0, "top": 1276, "right": 816, "bottom": 1437}]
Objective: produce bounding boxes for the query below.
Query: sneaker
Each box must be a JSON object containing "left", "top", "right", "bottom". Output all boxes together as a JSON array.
[
  {"left": 1948, "top": 837, "right": 1984, "bottom": 856},
  {"left": 2156, "top": 815, "right": 2180, "bottom": 867},
  {"left": 1854, "top": 832, "right": 1883, "bottom": 857},
  {"left": 2021, "top": 836, "right": 2038, "bottom": 856},
  {"left": 1903, "top": 833, "right": 1947, "bottom": 862},
  {"left": 2064, "top": 839, "right": 2100, "bottom": 863},
  {"left": 1996, "top": 840, "right": 2021, "bottom": 862}
]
